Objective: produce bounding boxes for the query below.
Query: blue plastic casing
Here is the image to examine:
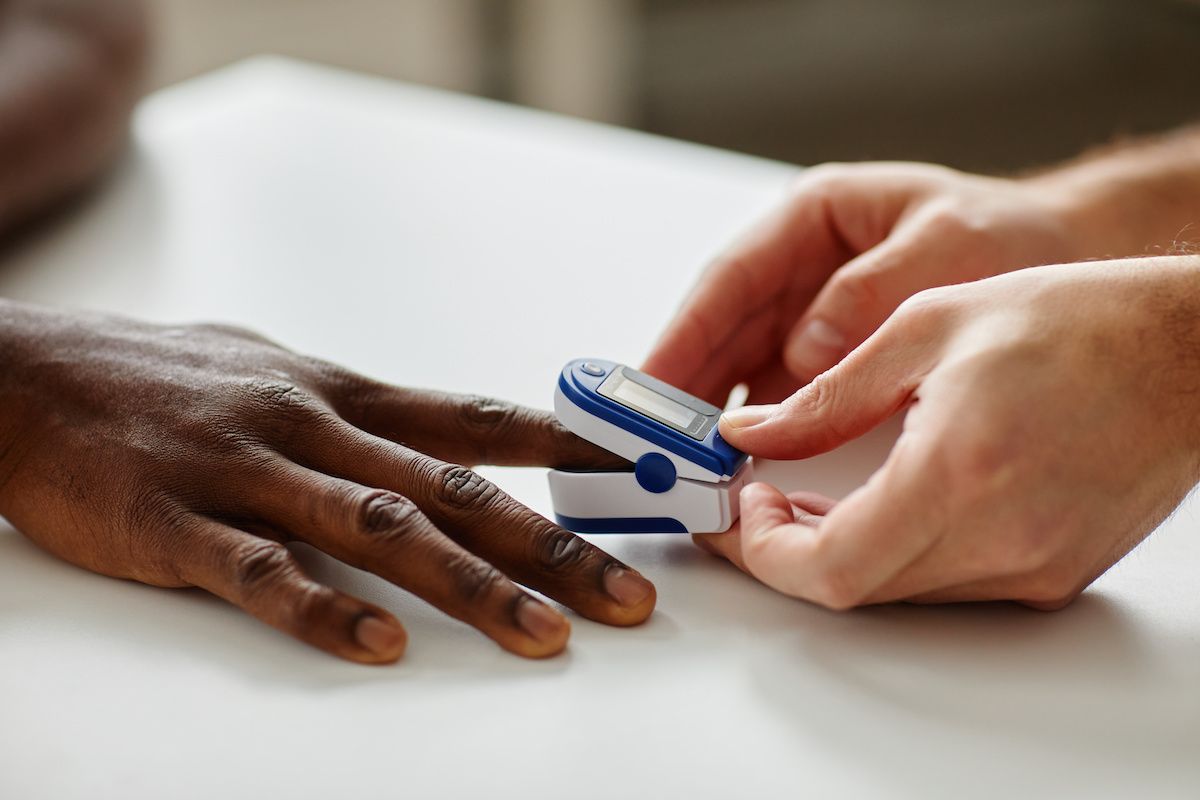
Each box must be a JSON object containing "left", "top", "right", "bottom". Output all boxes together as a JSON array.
[
  {"left": 554, "top": 514, "right": 688, "bottom": 534},
  {"left": 557, "top": 359, "right": 747, "bottom": 479},
  {"left": 634, "top": 453, "right": 677, "bottom": 493}
]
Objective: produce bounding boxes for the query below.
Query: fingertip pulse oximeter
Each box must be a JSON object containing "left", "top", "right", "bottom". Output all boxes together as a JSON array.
[{"left": 548, "top": 359, "right": 752, "bottom": 533}]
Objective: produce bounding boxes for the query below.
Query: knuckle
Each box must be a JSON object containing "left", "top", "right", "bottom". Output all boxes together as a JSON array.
[
  {"left": 243, "top": 378, "right": 314, "bottom": 415},
  {"left": 789, "top": 374, "right": 853, "bottom": 445},
  {"left": 121, "top": 493, "right": 196, "bottom": 579},
  {"left": 124, "top": 486, "right": 187, "bottom": 531},
  {"left": 232, "top": 378, "right": 334, "bottom": 449},
  {"left": 893, "top": 286, "right": 956, "bottom": 330},
  {"left": 1025, "top": 593, "right": 1079, "bottom": 611},
  {"left": 1018, "top": 566, "right": 1081, "bottom": 607},
  {"left": 285, "top": 583, "right": 332, "bottom": 632},
  {"left": 190, "top": 321, "right": 267, "bottom": 342},
  {"left": 740, "top": 523, "right": 777, "bottom": 565},
  {"left": 454, "top": 394, "right": 529, "bottom": 462},
  {"left": 528, "top": 524, "right": 591, "bottom": 571},
  {"left": 918, "top": 200, "right": 1004, "bottom": 255},
  {"left": 915, "top": 200, "right": 1006, "bottom": 267},
  {"left": 352, "top": 489, "right": 423, "bottom": 542},
  {"left": 432, "top": 464, "right": 499, "bottom": 510},
  {"left": 794, "top": 162, "right": 853, "bottom": 194},
  {"left": 303, "top": 357, "right": 363, "bottom": 400},
  {"left": 808, "top": 565, "right": 862, "bottom": 611},
  {"left": 797, "top": 372, "right": 838, "bottom": 418},
  {"left": 226, "top": 444, "right": 289, "bottom": 477},
  {"left": 1007, "top": 525, "right": 1056, "bottom": 573},
  {"left": 826, "top": 268, "right": 883, "bottom": 315},
  {"left": 312, "top": 362, "right": 377, "bottom": 418},
  {"left": 919, "top": 201, "right": 972, "bottom": 238},
  {"left": 458, "top": 394, "right": 521, "bottom": 428},
  {"left": 897, "top": 285, "right": 948, "bottom": 316},
  {"left": 445, "top": 552, "right": 509, "bottom": 605},
  {"left": 231, "top": 541, "right": 293, "bottom": 596},
  {"left": 951, "top": 429, "right": 1014, "bottom": 486},
  {"left": 196, "top": 419, "right": 263, "bottom": 456}
]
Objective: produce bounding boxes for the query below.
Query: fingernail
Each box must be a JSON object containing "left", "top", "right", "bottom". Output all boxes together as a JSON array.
[
  {"left": 355, "top": 615, "right": 406, "bottom": 657},
  {"left": 516, "top": 599, "right": 568, "bottom": 643},
  {"left": 787, "top": 319, "right": 845, "bottom": 375},
  {"left": 721, "top": 404, "right": 774, "bottom": 430},
  {"left": 604, "top": 566, "right": 654, "bottom": 608}
]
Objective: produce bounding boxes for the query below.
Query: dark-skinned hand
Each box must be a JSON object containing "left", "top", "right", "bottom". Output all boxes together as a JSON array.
[{"left": 0, "top": 300, "right": 655, "bottom": 663}]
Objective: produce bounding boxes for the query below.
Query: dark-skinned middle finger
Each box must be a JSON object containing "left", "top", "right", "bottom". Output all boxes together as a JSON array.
[{"left": 287, "top": 420, "right": 656, "bottom": 627}]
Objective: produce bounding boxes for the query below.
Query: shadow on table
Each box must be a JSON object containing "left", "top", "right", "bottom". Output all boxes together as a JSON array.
[
  {"left": 610, "top": 527, "right": 1200, "bottom": 787},
  {"left": 0, "top": 527, "right": 578, "bottom": 688},
  {"left": 764, "top": 595, "right": 1200, "bottom": 788}
]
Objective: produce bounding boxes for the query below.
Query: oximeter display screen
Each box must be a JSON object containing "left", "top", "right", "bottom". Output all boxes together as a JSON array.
[
  {"left": 597, "top": 366, "right": 719, "bottom": 440},
  {"left": 610, "top": 378, "right": 698, "bottom": 429}
]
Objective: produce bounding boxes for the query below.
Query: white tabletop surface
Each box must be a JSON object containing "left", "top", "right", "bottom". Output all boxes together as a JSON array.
[{"left": 1, "top": 58, "right": 1198, "bottom": 800}]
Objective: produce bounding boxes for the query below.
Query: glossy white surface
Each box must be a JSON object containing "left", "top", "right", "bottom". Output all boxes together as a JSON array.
[{"left": 1, "top": 59, "right": 1197, "bottom": 799}]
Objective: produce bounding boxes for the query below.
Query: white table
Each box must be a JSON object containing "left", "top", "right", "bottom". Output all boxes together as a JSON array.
[{"left": 1, "top": 58, "right": 1197, "bottom": 799}]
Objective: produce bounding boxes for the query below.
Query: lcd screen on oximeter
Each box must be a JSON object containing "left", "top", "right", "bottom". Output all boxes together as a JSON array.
[{"left": 596, "top": 365, "right": 718, "bottom": 441}]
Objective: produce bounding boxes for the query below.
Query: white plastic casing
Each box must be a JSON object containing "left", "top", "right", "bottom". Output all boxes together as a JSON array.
[{"left": 548, "top": 461, "right": 752, "bottom": 533}]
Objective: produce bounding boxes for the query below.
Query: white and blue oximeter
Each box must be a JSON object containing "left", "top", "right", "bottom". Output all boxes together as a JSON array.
[{"left": 548, "top": 359, "right": 752, "bottom": 533}]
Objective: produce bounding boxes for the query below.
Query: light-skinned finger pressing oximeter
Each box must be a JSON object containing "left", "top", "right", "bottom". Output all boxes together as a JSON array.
[{"left": 548, "top": 359, "right": 752, "bottom": 533}]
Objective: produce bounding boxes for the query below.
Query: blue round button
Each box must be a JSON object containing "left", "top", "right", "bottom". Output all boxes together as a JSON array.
[
  {"left": 580, "top": 362, "right": 606, "bottom": 377},
  {"left": 635, "top": 452, "right": 677, "bottom": 493}
]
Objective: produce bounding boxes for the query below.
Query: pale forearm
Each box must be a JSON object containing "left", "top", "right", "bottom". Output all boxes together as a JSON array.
[
  {"left": 0, "top": 0, "right": 147, "bottom": 237},
  {"left": 1028, "top": 125, "right": 1200, "bottom": 259}
]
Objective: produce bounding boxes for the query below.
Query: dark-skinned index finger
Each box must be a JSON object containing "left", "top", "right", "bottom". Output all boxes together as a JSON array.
[
  {"left": 641, "top": 189, "right": 853, "bottom": 395},
  {"left": 329, "top": 380, "right": 628, "bottom": 471}
]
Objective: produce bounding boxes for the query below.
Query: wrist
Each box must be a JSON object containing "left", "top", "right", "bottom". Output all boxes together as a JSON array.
[
  {"left": 0, "top": 300, "right": 45, "bottom": 461},
  {"left": 0, "top": 300, "right": 28, "bottom": 501},
  {"left": 1022, "top": 172, "right": 1143, "bottom": 260},
  {"left": 1147, "top": 256, "right": 1200, "bottom": 461},
  {"left": 1021, "top": 131, "right": 1200, "bottom": 260}
]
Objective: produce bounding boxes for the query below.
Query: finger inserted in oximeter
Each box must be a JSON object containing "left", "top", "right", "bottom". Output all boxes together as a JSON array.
[{"left": 548, "top": 359, "right": 752, "bottom": 533}]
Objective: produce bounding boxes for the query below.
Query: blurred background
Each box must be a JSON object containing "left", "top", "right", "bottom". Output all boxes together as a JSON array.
[{"left": 148, "top": 0, "right": 1200, "bottom": 173}]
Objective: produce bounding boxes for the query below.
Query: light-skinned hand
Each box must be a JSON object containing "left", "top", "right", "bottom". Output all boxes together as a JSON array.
[
  {"left": 643, "top": 162, "right": 1117, "bottom": 406},
  {"left": 697, "top": 256, "right": 1200, "bottom": 609}
]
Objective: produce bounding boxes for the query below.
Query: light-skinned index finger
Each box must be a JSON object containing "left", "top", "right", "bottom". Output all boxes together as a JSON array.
[{"left": 641, "top": 187, "right": 854, "bottom": 394}]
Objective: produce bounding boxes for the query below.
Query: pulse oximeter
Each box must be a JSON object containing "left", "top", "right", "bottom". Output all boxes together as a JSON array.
[{"left": 548, "top": 359, "right": 752, "bottom": 533}]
